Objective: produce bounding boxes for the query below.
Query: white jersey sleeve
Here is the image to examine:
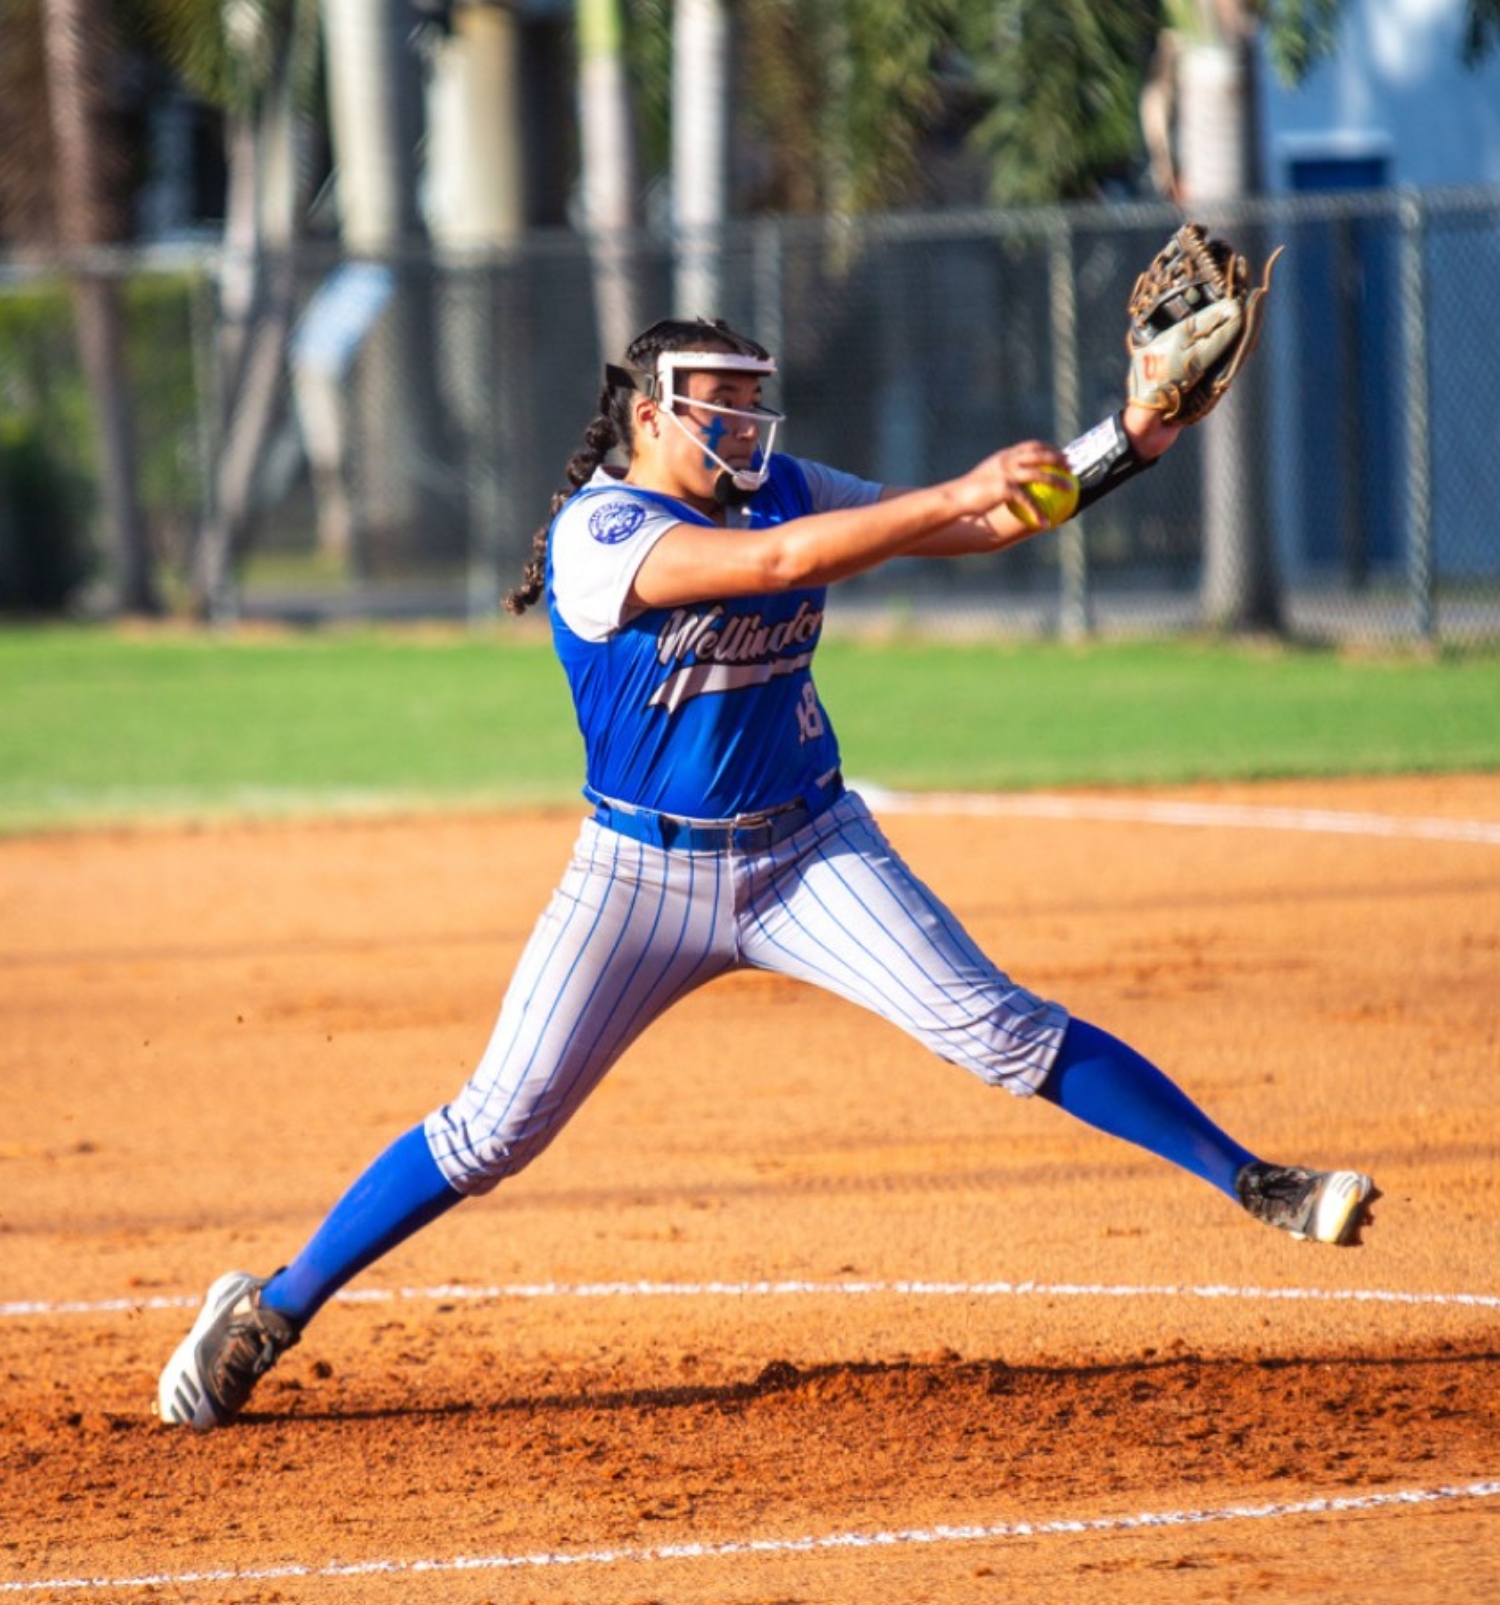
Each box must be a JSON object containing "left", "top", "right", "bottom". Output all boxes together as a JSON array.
[{"left": 549, "top": 476, "right": 684, "bottom": 644}]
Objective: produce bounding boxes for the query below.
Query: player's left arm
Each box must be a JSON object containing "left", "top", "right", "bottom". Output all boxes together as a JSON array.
[
  {"left": 908, "top": 221, "right": 1275, "bottom": 559},
  {"left": 902, "top": 402, "right": 1180, "bottom": 558}
]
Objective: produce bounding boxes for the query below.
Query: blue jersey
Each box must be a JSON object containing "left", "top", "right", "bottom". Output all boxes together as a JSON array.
[{"left": 547, "top": 454, "right": 883, "bottom": 818}]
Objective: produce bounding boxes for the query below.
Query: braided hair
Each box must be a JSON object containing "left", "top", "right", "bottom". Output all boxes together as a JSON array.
[{"left": 504, "top": 317, "right": 773, "bottom": 616}]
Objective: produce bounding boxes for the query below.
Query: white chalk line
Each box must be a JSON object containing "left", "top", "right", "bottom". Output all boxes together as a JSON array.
[
  {"left": 4, "top": 1481, "right": 1498, "bottom": 1594},
  {"left": 861, "top": 786, "right": 1500, "bottom": 846},
  {"left": 5, "top": 1277, "right": 1498, "bottom": 1321}
]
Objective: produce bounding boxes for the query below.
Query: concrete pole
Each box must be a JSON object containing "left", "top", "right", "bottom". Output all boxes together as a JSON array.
[
  {"left": 1178, "top": 39, "right": 1281, "bottom": 633},
  {"left": 425, "top": 4, "right": 526, "bottom": 250},
  {"left": 578, "top": 0, "right": 640, "bottom": 359},
  {"left": 672, "top": 0, "right": 730, "bottom": 317}
]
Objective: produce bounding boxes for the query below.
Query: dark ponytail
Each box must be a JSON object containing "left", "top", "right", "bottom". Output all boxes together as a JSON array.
[{"left": 504, "top": 396, "right": 624, "bottom": 615}]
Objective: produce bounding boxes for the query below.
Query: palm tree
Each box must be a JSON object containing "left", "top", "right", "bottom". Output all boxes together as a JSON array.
[
  {"left": 672, "top": 0, "right": 731, "bottom": 312},
  {"left": 958, "top": 0, "right": 1167, "bottom": 203},
  {"left": 1156, "top": 2, "right": 1277, "bottom": 631},
  {"left": 320, "top": 0, "right": 458, "bottom": 589},
  {"left": 734, "top": 1, "right": 986, "bottom": 215},
  {"left": 146, "top": 0, "right": 321, "bottom": 617},
  {"left": 578, "top": 0, "right": 641, "bottom": 356},
  {"left": 726, "top": 1, "right": 1166, "bottom": 214},
  {"left": 40, "top": 0, "right": 160, "bottom": 614}
]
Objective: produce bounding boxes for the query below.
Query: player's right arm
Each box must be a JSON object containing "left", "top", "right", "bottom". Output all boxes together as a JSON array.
[
  {"left": 629, "top": 438, "right": 1068, "bottom": 608},
  {"left": 906, "top": 402, "right": 1182, "bottom": 557}
]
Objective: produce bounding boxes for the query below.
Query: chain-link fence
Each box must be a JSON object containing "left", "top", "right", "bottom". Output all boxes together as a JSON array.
[{"left": 3, "top": 186, "right": 1498, "bottom": 642}]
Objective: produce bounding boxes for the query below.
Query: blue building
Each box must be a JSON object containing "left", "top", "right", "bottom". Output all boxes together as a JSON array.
[
  {"left": 1255, "top": 0, "right": 1500, "bottom": 602},
  {"left": 1258, "top": 0, "right": 1500, "bottom": 193}
]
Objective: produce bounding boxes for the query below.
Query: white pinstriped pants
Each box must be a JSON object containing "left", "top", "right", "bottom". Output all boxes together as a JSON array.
[{"left": 425, "top": 789, "right": 1068, "bottom": 1194}]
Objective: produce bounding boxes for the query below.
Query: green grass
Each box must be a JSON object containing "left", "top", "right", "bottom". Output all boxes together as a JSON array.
[
  {"left": 819, "top": 636, "right": 1500, "bottom": 791},
  {"left": 0, "top": 624, "right": 583, "bottom": 831},
  {"left": 2, "top": 624, "right": 1498, "bottom": 832}
]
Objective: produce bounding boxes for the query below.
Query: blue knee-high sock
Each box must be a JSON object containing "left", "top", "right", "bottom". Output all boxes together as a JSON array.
[
  {"left": 1038, "top": 1018, "right": 1257, "bottom": 1199},
  {"left": 261, "top": 1124, "right": 463, "bottom": 1327}
]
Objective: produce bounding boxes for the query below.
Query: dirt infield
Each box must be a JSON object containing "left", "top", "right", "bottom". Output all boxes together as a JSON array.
[{"left": 3, "top": 775, "right": 1498, "bottom": 1603}]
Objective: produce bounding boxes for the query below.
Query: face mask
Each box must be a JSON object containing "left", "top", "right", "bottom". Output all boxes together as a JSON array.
[
  {"left": 609, "top": 350, "right": 784, "bottom": 502},
  {"left": 659, "top": 390, "right": 785, "bottom": 503}
]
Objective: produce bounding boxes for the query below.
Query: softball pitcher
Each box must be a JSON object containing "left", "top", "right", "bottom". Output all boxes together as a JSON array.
[{"left": 159, "top": 266, "right": 1377, "bottom": 1431}]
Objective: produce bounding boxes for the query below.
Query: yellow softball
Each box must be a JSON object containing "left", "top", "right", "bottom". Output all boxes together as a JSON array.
[{"left": 1008, "top": 468, "right": 1080, "bottom": 531}]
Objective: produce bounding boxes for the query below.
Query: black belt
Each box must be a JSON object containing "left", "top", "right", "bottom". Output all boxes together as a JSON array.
[{"left": 590, "top": 772, "right": 844, "bottom": 852}]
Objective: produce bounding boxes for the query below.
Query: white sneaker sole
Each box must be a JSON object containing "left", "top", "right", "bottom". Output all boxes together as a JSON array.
[
  {"left": 155, "top": 1271, "right": 258, "bottom": 1430},
  {"left": 1304, "top": 1171, "right": 1376, "bottom": 1244}
]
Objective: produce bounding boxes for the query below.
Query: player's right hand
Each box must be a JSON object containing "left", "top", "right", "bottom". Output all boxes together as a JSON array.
[{"left": 961, "top": 440, "right": 1072, "bottom": 521}]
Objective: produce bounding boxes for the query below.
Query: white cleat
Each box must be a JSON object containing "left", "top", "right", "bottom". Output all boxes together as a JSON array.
[
  {"left": 1235, "top": 1162, "right": 1379, "bottom": 1245},
  {"left": 156, "top": 1271, "right": 299, "bottom": 1429}
]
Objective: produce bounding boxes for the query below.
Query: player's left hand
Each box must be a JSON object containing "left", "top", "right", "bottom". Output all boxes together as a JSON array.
[{"left": 1126, "top": 222, "right": 1282, "bottom": 425}]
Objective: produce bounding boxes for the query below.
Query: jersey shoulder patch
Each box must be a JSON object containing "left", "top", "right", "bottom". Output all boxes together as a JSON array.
[{"left": 587, "top": 498, "right": 648, "bottom": 546}]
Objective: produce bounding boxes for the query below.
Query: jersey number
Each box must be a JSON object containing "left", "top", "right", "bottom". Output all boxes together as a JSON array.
[{"left": 796, "top": 682, "right": 826, "bottom": 743}]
